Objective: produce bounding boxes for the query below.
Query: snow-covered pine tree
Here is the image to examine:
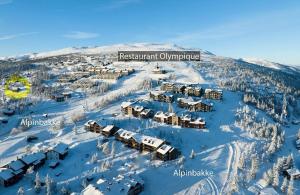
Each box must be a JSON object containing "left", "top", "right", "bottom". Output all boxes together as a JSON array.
[
  {"left": 17, "top": 187, "right": 25, "bottom": 195},
  {"left": 272, "top": 165, "right": 279, "bottom": 187},
  {"left": 189, "top": 149, "right": 195, "bottom": 159},
  {"left": 34, "top": 172, "right": 41, "bottom": 193},
  {"left": 287, "top": 177, "right": 294, "bottom": 195},
  {"left": 281, "top": 177, "right": 288, "bottom": 192}
]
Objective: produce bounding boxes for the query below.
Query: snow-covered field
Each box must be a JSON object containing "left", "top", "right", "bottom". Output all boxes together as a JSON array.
[{"left": 0, "top": 43, "right": 299, "bottom": 195}]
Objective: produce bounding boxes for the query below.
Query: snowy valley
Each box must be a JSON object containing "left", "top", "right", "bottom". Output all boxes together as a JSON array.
[{"left": 0, "top": 43, "right": 300, "bottom": 195}]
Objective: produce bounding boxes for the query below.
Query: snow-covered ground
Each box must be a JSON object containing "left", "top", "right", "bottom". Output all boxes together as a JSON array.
[{"left": 0, "top": 43, "right": 299, "bottom": 195}]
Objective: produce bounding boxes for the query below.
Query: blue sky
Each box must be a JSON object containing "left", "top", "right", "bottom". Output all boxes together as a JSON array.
[{"left": 0, "top": 0, "right": 300, "bottom": 65}]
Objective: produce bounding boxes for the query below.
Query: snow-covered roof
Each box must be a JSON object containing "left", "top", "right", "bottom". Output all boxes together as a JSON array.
[
  {"left": 190, "top": 118, "right": 206, "bottom": 125},
  {"left": 20, "top": 152, "right": 46, "bottom": 165},
  {"left": 134, "top": 105, "right": 144, "bottom": 112},
  {"left": 89, "top": 174, "right": 144, "bottom": 195},
  {"left": 141, "top": 136, "right": 164, "bottom": 148},
  {"left": 260, "top": 187, "right": 279, "bottom": 195},
  {"left": 85, "top": 120, "right": 98, "bottom": 126},
  {"left": 140, "top": 109, "right": 152, "bottom": 115},
  {"left": 121, "top": 101, "right": 133, "bottom": 108},
  {"left": 52, "top": 143, "right": 68, "bottom": 155},
  {"left": 157, "top": 144, "right": 173, "bottom": 155},
  {"left": 82, "top": 184, "right": 104, "bottom": 195},
  {"left": 154, "top": 111, "right": 168, "bottom": 118},
  {"left": 181, "top": 115, "right": 191, "bottom": 121},
  {"left": 0, "top": 169, "right": 15, "bottom": 180},
  {"left": 205, "top": 88, "right": 223, "bottom": 93},
  {"left": 7, "top": 160, "right": 25, "bottom": 171},
  {"left": 286, "top": 168, "right": 300, "bottom": 176},
  {"left": 102, "top": 125, "right": 115, "bottom": 132},
  {"left": 116, "top": 129, "right": 136, "bottom": 140}
]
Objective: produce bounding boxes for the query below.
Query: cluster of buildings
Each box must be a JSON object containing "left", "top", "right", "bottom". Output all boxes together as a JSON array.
[
  {"left": 0, "top": 142, "right": 68, "bottom": 187},
  {"left": 121, "top": 101, "right": 206, "bottom": 129},
  {"left": 149, "top": 91, "right": 174, "bottom": 103},
  {"left": 84, "top": 120, "right": 179, "bottom": 161},
  {"left": 121, "top": 101, "right": 154, "bottom": 119},
  {"left": 88, "top": 66, "right": 135, "bottom": 80},
  {"left": 51, "top": 91, "right": 72, "bottom": 102},
  {"left": 177, "top": 97, "right": 213, "bottom": 112},
  {"left": 160, "top": 82, "right": 223, "bottom": 100},
  {"left": 115, "top": 129, "right": 179, "bottom": 161},
  {"left": 82, "top": 174, "right": 144, "bottom": 195},
  {"left": 153, "top": 111, "right": 206, "bottom": 129}
]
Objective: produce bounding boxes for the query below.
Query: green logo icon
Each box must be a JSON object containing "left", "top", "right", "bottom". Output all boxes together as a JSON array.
[{"left": 4, "top": 74, "right": 31, "bottom": 99}]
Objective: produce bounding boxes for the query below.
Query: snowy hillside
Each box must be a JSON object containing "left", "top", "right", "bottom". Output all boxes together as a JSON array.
[{"left": 0, "top": 43, "right": 299, "bottom": 195}]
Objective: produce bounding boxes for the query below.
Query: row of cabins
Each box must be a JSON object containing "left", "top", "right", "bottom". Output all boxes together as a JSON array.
[
  {"left": 149, "top": 91, "right": 174, "bottom": 103},
  {"left": 153, "top": 111, "right": 206, "bottom": 129},
  {"left": 149, "top": 91, "right": 213, "bottom": 112},
  {"left": 160, "top": 82, "right": 223, "bottom": 100},
  {"left": 115, "top": 129, "right": 179, "bottom": 161},
  {"left": 82, "top": 174, "right": 144, "bottom": 195},
  {"left": 84, "top": 120, "right": 179, "bottom": 161},
  {"left": 177, "top": 97, "right": 213, "bottom": 112},
  {"left": 120, "top": 101, "right": 206, "bottom": 129},
  {"left": 88, "top": 67, "right": 135, "bottom": 80},
  {"left": 51, "top": 91, "right": 72, "bottom": 102},
  {"left": 121, "top": 102, "right": 154, "bottom": 119},
  {"left": 0, "top": 143, "right": 69, "bottom": 187},
  {"left": 84, "top": 120, "right": 120, "bottom": 137}
]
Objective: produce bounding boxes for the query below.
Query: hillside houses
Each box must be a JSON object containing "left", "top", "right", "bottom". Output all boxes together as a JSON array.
[
  {"left": 204, "top": 89, "right": 223, "bottom": 100},
  {"left": 114, "top": 129, "right": 179, "bottom": 161},
  {"left": 3, "top": 160, "right": 26, "bottom": 176},
  {"left": 160, "top": 82, "right": 223, "bottom": 100},
  {"left": 152, "top": 65, "right": 167, "bottom": 74},
  {"left": 85, "top": 120, "right": 103, "bottom": 133},
  {"left": 82, "top": 174, "right": 144, "bottom": 195},
  {"left": 149, "top": 91, "right": 174, "bottom": 103},
  {"left": 88, "top": 66, "right": 135, "bottom": 80},
  {"left": 0, "top": 169, "right": 22, "bottom": 187},
  {"left": 121, "top": 101, "right": 154, "bottom": 119},
  {"left": 154, "top": 111, "right": 206, "bottom": 129},
  {"left": 102, "top": 125, "right": 119, "bottom": 137},
  {"left": 47, "top": 142, "right": 69, "bottom": 160},
  {"left": 156, "top": 144, "right": 179, "bottom": 161},
  {"left": 0, "top": 145, "right": 70, "bottom": 187},
  {"left": 19, "top": 152, "right": 46, "bottom": 170},
  {"left": 177, "top": 97, "right": 213, "bottom": 112}
]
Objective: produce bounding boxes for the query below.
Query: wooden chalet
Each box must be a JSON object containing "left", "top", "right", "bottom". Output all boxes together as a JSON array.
[
  {"left": 115, "top": 129, "right": 137, "bottom": 146},
  {"left": 204, "top": 89, "right": 223, "bottom": 100},
  {"left": 177, "top": 98, "right": 213, "bottom": 112},
  {"left": 19, "top": 152, "right": 46, "bottom": 170},
  {"left": 149, "top": 91, "right": 174, "bottom": 103},
  {"left": 140, "top": 109, "right": 154, "bottom": 119},
  {"left": 184, "top": 86, "right": 203, "bottom": 97},
  {"left": 121, "top": 101, "right": 153, "bottom": 119},
  {"left": 51, "top": 94, "right": 65, "bottom": 102},
  {"left": 3, "top": 160, "right": 26, "bottom": 176},
  {"left": 0, "top": 169, "right": 21, "bottom": 187},
  {"left": 47, "top": 143, "right": 69, "bottom": 160},
  {"left": 84, "top": 120, "right": 102, "bottom": 133},
  {"left": 82, "top": 174, "right": 144, "bottom": 195},
  {"left": 101, "top": 125, "right": 119, "bottom": 137},
  {"left": 189, "top": 118, "right": 206, "bottom": 129},
  {"left": 141, "top": 136, "right": 165, "bottom": 152},
  {"left": 156, "top": 144, "right": 179, "bottom": 161}
]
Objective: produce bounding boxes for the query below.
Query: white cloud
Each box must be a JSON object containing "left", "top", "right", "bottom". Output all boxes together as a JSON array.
[
  {"left": 0, "top": 32, "right": 38, "bottom": 41},
  {"left": 64, "top": 31, "right": 99, "bottom": 39}
]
